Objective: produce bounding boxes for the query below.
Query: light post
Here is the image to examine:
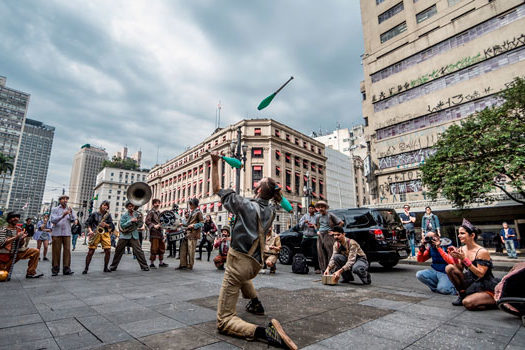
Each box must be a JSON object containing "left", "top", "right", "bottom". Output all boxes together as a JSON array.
[
  {"left": 229, "top": 126, "right": 248, "bottom": 194},
  {"left": 303, "top": 171, "right": 313, "bottom": 207}
]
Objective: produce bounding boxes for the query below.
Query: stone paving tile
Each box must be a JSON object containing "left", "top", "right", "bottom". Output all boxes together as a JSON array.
[
  {"left": 103, "top": 307, "right": 163, "bottom": 325},
  {"left": 100, "top": 339, "right": 150, "bottom": 349},
  {"left": 37, "top": 304, "right": 99, "bottom": 322},
  {"left": 152, "top": 301, "right": 217, "bottom": 325},
  {"left": 398, "top": 303, "right": 464, "bottom": 320},
  {"left": 120, "top": 315, "right": 186, "bottom": 338},
  {"left": 507, "top": 326, "right": 525, "bottom": 348},
  {"left": 46, "top": 317, "right": 86, "bottom": 337},
  {"left": 192, "top": 321, "right": 270, "bottom": 350},
  {"left": 0, "top": 337, "right": 60, "bottom": 350},
  {"left": 439, "top": 321, "right": 518, "bottom": 343},
  {"left": 54, "top": 329, "right": 103, "bottom": 350},
  {"left": 196, "top": 341, "right": 242, "bottom": 349},
  {"left": 450, "top": 308, "right": 521, "bottom": 329},
  {"left": 310, "top": 327, "right": 405, "bottom": 350},
  {"left": 76, "top": 315, "right": 133, "bottom": 344},
  {"left": 83, "top": 294, "right": 129, "bottom": 306},
  {"left": 0, "top": 323, "right": 53, "bottom": 347},
  {"left": 0, "top": 313, "right": 42, "bottom": 329},
  {"left": 412, "top": 328, "right": 507, "bottom": 350},
  {"left": 357, "top": 318, "right": 428, "bottom": 346},
  {"left": 139, "top": 325, "right": 219, "bottom": 350},
  {"left": 359, "top": 298, "right": 413, "bottom": 310}
]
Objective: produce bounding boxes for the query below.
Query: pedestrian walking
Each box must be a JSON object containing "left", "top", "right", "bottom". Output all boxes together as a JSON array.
[
  {"left": 197, "top": 215, "right": 217, "bottom": 262},
  {"left": 50, "top": 195, "right": 76, "bottom": 276},
  {"left": 71, "top": 219, "right": 82, "bottom": 251},
  {"left": 500, "top": 222, "right": 518, "bottom": 259}
]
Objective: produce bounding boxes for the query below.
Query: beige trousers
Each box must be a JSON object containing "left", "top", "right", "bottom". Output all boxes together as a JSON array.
[
  {"left": 180, "top": 238, "right": 197, "bottom": 268},
  {"left": 317, "top": 231, "right": 335, "bottom": 272},
  {"left": 217, "top": 248, "right": 261, "bottom": 339}
]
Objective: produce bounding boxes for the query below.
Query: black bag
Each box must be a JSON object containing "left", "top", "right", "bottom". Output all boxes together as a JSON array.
[{"left": 292, "top": 253, "right": 309, "bottom": 274}]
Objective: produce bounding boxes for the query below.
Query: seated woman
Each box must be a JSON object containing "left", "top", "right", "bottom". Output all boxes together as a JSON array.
[{"left": 445, "top": 219, "right": 499, "bottom": 310}]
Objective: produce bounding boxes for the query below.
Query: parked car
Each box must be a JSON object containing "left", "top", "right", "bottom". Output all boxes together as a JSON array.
[{"left": 279, "top": 207, "right": 410, "bottom": 269}]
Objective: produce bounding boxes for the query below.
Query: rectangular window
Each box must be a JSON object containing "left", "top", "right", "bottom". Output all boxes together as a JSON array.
[
  {"left": 275, "top": 150, "right": 281, "bottom": 160},
  {"left": 285, "top": 134, "right": 291, "bottom": 141},
  {"left": 285, "top": 171, "right": 292, "bottom": 192},
  {"left": 416, "top": 5, "right": 437, "bottom": 24},
  {"left": 448, "top": 0, "right": 461, "bottom": 6},
  {"left": 295, "top": 173, "right": 300, "bottom": 194},
  {"left": 376, "top": 0, "right": 385, "bottom": 4},
  {"left": 275, "top": 166, "right": 281, "bottom": 177},
  {"left": 378, "top": 2, "right": 404, "bottom": 24},
  {"left": 275, "top": 129, "right": 280, "bottom": 137},
  {"left": 254, "top": 128, "right": 261, "bottom": 135},
  {"left": 380, "top": 21, "right": 406, "bottom": 43},
  {"left": 285, "top": 153, "right": 291, "bottom": 163},
  {"left": 252, "top": 148, "right": 263, "bottom": 158},
  {"left": 252, "top": 166, "right": 263, "bottom": 188}
]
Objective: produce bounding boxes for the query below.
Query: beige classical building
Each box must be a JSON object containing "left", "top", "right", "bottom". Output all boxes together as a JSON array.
[
  {"left": 147, "top": 119, "right": 327, "bottom": 232},
  {"left": 360, "top": 0, "right": 525, "bottom": 231},
  {"left": 68, "top": 144, "right": 108, "bottom": 215}
]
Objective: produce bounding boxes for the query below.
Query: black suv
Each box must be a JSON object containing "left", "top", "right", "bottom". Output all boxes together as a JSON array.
[{"left": 278, "top": 208, "right": 410, "bottom": 269}]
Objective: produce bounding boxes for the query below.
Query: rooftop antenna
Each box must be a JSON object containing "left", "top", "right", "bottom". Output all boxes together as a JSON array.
[
  {"left": 217, "top": 100, "right": 222, "bottom": 128},
  {"left": 156, "top": 145, "right": 159, "bottom": 165}
]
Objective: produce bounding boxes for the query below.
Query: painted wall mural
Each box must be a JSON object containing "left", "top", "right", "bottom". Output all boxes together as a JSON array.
[{"left": 378, "top": 148, "right": 436, "bottom": 170}]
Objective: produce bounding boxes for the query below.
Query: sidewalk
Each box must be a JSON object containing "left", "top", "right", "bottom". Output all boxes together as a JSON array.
[{"left": 0, "top": 243, "right": 523, "bottom": 349}]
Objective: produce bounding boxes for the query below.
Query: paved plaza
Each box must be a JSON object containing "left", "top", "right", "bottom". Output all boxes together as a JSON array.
[{"left": 0, "top": 243, "right": 523, "bottom": 350}]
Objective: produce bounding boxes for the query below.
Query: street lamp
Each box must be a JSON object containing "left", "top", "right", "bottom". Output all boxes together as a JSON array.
[
  {"left": 230, "top": 126, "right": 248, "bottom": 194},
  {"left": 303, "top": 171, "right": 312, "bottom": 207}
]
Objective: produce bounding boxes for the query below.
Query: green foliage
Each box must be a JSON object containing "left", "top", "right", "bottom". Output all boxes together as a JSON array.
[
  {"left": 421, "top": 77, "right": 525, "bottom": 207},
  {"left": 0, "top": 153, "right": 14, "bottom": 175},
  {"left": 101, "top": 156, "right": 139, "bottom": 171}
]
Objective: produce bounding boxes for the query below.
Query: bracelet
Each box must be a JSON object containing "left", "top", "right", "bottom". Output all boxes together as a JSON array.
[{"left": 463, "top": 257, "right": 472, "bottom": 267}]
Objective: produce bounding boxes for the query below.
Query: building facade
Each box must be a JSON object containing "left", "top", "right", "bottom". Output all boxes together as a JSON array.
[
  {"left": 314, "top": 125, "right": 369, "bottom": 206},
  {"left": 68, "top": 144, "right": 108, "bottom": 216},
  {"left": 114, "top": 146, "right": 142, "bottom": 167},
  {"left": 93, "top": 167, "right": 149, "bottom": 221},
  {"left": 0, "top": 76, "right": 30, "bottom": 210},
  {"left": 8, "top": 119, "right": 55, "bottom": 218},
  {"left": 324, "top": 148, "right": 356, "bottom": 209},
  {"left": 360, "top": 0, "right": 525, "bottom": 231},
  {"left": 147, "top": 119, "right": 327, "bottom": 232}
]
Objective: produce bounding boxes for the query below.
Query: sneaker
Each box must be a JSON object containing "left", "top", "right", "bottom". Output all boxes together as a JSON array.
[
  {"left": 246, "top": 299, "right": 265, "bottom": 315},
  {"left": 141, "top": 267, "right": 150, "bottom": 271},
  {"left": 43, "top": 257, "right": 49, "bottom": 261},
  {"left": 82, "top": 270, "right": 88, "bottom": 275},
  {"left": 26, "top": 273, "right": 43, "bottom": 279},
  {"left": 452, "top": 296, "right": 464, "bottom": 306},
  {"left": 359, "top": 272, "right": 372, "bottom": 285},
  {"left": 159, "top": 263, "right": 169, "bottom": 267},
  {"left": 103, "top": 268, "right": 112, "bottom": 273},
  {"left": 109, "top": 266, "right": 117, "bottom": 272},
  {"left": 150, "top": 264, "right": 157, "bottom": 269},
  {"left": 265, "top": 319, "right": 298, "bottom": 350}
]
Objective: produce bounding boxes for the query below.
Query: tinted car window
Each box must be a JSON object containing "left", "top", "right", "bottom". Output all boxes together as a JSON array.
[
  {"left": 331, "top": 210, "right": 376, "bottom": 228},
  {"left": 375, "top": 210, "right": 402, "bottom": 227}
]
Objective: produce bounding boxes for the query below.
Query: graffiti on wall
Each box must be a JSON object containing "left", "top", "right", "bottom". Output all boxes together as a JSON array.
[
  {"left": 378, "top": 148, "right": 436, "bottom": 170},
  {"left": 370, "top": 33, "right": 525, "bottom": 104},
  {"left": 377, "top": 128, "right": 445, "bottom": 158},
  {"left": 426, "top": 87, "right": 492, "bottom": 113}
]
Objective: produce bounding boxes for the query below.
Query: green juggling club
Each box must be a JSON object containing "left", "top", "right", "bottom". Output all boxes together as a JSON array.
[{"left": 257, "top": 76, "right": 294, "bottom": 110}]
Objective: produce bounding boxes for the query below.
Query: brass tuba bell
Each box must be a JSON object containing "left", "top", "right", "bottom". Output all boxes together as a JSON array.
[{"left": 127, "top": 182, "right": 152, "bottom": 207}]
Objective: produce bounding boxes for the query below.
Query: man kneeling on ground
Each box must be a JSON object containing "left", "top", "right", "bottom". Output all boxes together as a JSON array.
[
  {"left": 324, "top": 226, "right": 371, "bottom": 284},
  {"left": 263, "top": 228, "right": 281, "bottom": 274},
  {"left": 416, "top": 231, "right": 456, "bottom": 295}
]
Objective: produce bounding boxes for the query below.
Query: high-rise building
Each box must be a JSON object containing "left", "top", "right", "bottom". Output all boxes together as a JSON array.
[
  {"left": 114, "top": 146, "right": 142, "bottom": 167},
  {"left": 69, "top": 144, "right": 108, "bottom": 215},
  {"left": 360, "top": 1, "right": 525, "bottom": 227},
  {"left": 0, "top": 76, "right": 30, "bottom": 210},
  {"left": 314, "top": 125, "right": 369, "bottom": 206},
  {"left": 8, "top": 119, "right": 55, "bottom": 218},
  {"left": 324, "top": 148, "right": 356, "bottom": 209},
  {"left": 147, "top": 119, "right": 327, "bottom": 232},
  {"left": 93, "top": 167, "right": 149, "bottom": 221}
]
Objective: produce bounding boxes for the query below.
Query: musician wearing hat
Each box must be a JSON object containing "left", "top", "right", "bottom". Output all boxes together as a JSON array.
[
  {"left": 83, "top": 200, "right": 114, "bottom": 274},
  {"left": 50, "top": 194, "right": 76, "bottom": 276},
  {"left": 314, "top": 200, "right": 343, "bottom": 273},
  {"left": 177, "top": 197, "right": 203, "bottom": 270},
  {"left": 109, "top": 201, "right": 149, "bottom": 271},
  {"left": 0, "top": 212, "right": 43, "bottom": 279},
  {"left": 146, "top": 198, "right": 168, "bottom": 268},
  {"left": 213, "top": 226, "right": 231, "bottom": 270}
]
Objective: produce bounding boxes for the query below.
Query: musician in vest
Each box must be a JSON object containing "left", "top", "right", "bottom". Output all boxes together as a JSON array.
[
  {"left": 83, "top": 201, "right": 114, "bottom": 274},
  {"left": 177, "top": 198, "right": 203, "bottom": 270},
  {"left": 146, "top": 199, "right": 168, "bottom": 268},
  {"left": 210, "top": 153, "right": 297, "bottom": 350},
  {"left": 0, "top": 212, "right": 43, "bottom": 279},
  {"left": 109, "top": 201, "right": 150, "bottom": 271},
  {"left": 324, "top": 226, "right": 371, "bottom": 285},
  {"left": 263, "top": 227, "right": 281, "bottom": 274}
]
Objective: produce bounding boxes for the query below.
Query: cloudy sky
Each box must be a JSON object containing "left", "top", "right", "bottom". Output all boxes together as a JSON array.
[{"left": 0, "top": 1, "right": 364, "bottom": 202}]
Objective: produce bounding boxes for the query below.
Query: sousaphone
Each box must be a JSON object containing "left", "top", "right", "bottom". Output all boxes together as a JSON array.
[{"left": 118, "top": 182, "right": 152, "bottom": 233}]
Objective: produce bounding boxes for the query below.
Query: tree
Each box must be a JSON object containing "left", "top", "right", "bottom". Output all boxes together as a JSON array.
[
  {"left": 421, "top": 77, "right": 525, "bottom": 207},
  {"left": 101, "top": 156, "right": 139, "bottom": 171},
  {"left": 0, "top": 153, "right": 14, "bottom": 175}
]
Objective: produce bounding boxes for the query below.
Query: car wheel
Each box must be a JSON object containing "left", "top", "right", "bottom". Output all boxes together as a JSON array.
[
  {"left": 379, "top": 260, "right": 398, "bottom": 269},
  {"left": 279, "top": 245, "right": 293, "bottom": 265}
]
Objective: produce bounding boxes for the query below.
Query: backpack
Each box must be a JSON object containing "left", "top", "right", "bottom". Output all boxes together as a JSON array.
[{"left": 292, "top": 253, "right": 309, "bottom": 274}]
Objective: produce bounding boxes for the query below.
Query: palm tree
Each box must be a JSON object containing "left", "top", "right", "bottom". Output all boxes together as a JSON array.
[{"left": 0, "top": 153, "right": 14, "bottom": 175}]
